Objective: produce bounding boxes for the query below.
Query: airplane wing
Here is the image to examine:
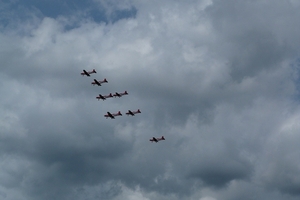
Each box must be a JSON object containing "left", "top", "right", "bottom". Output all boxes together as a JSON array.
[
  {"left": 105, "top": 112, "right": 114, "bottom": 119},
  {"left": 114, "top": 92, "right": 120, "bottom": 97},
  {"left": 94, "top": 79, "right": 101, "bottom": 85},
  {"left": 108, "top": 112, "right": 114, "bottom": 118},
  {"left": 97, "top": 95, "right": 105, "bottom": 100},
  {"left": 83, "top": 70, "right": 90, "bottom": 76},
  {"left": 126, "top": 110, "right": 134, "bottom": 115}
]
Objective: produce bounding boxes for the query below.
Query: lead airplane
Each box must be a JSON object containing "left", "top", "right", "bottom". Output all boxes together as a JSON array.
[
  {"left": 96, "top": 93, "right": 113, "bottom": 101},
  {"left": 104, "top": 111, "right": 122, "bottom": 119},
  {"left": 81, "top": 69, "right": 96, "bottom": 76},
  {"left": 91, "top": 78, "right": 108, "bottom": 86},
  {"left": 150, "top": 136, "right": 165, "bottom": 143},
  {"left": 126, "top": 109, "right": 141, "bottom": 116},
  {"left": 113, "top": 91, "right": 128, "bottom": 97}
]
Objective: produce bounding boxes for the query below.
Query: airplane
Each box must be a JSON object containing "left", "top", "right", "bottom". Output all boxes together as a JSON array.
[
  {"left": 81, "top": 69, "right": 96, "bottom": 76},
  {"left": 104, "top": 111, "right": 122, "bottom": 119},
  {"left": 96, "top": 93, "right": 113, "bottom": 101},
  {"left": 113, "top": 91, "right": 128, "bottom": 97},
  {"left": 126, "top": 109, "right": 141, "bottom": 116},
  {"left": 91, "top": 78, "right": 108, "bottom": 86},
  {"left": 150, "top": 136, "right": 165, "bottom": 143}
]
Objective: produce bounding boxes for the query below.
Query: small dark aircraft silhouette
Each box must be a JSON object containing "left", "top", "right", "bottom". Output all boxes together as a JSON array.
[
  {"left": 81, "top": 69, "right": 96, "bottom": 76},
  {"left": 150, "top": 136, "right": 165, "bottom": 143},
  {"left": 126, "top": 109, "right": 141, "bottom": 116},
  {"left": 96, "top": 93, "right": 113, "bottom": 101},
  {"left": 104, "top": 111, "right": 122, "bottom": 119}
]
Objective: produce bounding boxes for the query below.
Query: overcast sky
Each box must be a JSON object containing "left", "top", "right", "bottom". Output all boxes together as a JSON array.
[{"left": 1, "top": 0, "right": 300, "bottom": 199}]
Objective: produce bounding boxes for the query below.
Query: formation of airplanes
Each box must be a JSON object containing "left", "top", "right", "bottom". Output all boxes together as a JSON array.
[
  {"left": 103, "top": 109, "right": 141, "bottom": 119},
  {"left": 96, "top": 91, "right": 128, "bottom": 100},
  {"left": 82, "top": 69, "right": 165, "bottom": 143}
]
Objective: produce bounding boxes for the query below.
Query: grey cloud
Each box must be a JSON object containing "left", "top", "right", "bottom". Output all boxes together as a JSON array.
[
  {"left": 206, "top": 0, "right": 300, "bottom": 81},
  {"left": 1, "top": 0, "right": 300, "bottom": 200}
]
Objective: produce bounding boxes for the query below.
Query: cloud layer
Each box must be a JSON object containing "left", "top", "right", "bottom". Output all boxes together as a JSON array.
[{"left": 0, "top": 0, "right": 300, "bottom": 199}]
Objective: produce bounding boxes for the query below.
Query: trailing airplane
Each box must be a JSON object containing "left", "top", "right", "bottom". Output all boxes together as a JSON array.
[
  {"left": 150, "top": 136, "right": 165, "bottom": 143},
  {"left": 91, "top": 78, "right": 108, "bottom": 86},
  {"left": 81, "top": 69, "right": 96, "bottom": 76},
  {"left": 104, "top": 111, "right": 122, "bottom": 119},
  {"left": 126, "top": 109, "right": 141, "bottom": 116},
  {"left": 96, "top": 93, "right": 113, "bottom": 101},
  {"left": 113, "top": 91, "right": 128, "bottom": 97}
]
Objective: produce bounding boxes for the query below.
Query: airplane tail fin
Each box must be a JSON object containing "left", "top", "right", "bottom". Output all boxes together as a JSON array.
[
  {"left": 161, "top": 136, "right": 165, "bottom": 140},
  {"left": 125, "top": 91, "right": 128, "bottom": 94},
  {"left": 109, "top": 93, "right": 113, "bottom": 97},
  {"left": 137, "top": 109, "right": 141, "bottom": 113},
  {"left": 93, "top": 69, "right": 96, "bottom": 73},
  {"left": 118, "top": 111, "right": 122, "bottom": 116},
  {"left": 104, "top": 78, "right": 108, "bottom": 82}
]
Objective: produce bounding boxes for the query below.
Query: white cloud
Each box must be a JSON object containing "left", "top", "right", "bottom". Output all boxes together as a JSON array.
[{"left": 0, "top": 0, "right": 300, "bottom": 200}]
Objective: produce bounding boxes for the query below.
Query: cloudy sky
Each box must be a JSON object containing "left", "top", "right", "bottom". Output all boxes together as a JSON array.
[{"left": 1, "top": 0, "right": 300, "bottom": 199}]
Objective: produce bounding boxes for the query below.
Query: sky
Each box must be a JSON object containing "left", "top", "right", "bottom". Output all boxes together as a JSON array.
[{"left": 1, "top": 0, "right": 300, "bottom": 199}]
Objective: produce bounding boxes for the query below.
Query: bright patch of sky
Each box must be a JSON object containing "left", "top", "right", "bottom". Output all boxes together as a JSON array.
[{"left": 0, "top": 0, "right": 137, "bottom": 26}]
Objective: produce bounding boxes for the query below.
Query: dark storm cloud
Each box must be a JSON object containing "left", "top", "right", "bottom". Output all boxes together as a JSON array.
[
  {"left": 187, "top": 142, "right": 253, "bottom": 187},
  {"left": 0, "top": 96, "right": 132, "bottom": 200}
]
